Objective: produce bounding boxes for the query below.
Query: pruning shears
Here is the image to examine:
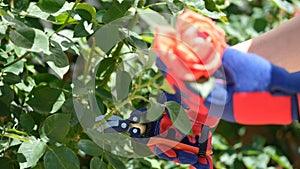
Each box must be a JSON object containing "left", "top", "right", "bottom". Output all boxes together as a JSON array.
[{"left": 95, "top": 110, "right": 213, "bottom": 157}]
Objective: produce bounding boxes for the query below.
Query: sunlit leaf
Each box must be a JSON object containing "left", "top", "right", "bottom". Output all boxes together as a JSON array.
[
  {"left": 18, "top": 137, "right": 46, "bottom": 169},
  {"left": 75, "top": 3, "right": 96, "bottom": 21},
  {"left": 31, "top": 29, "right": 50, "bottom": 54}
]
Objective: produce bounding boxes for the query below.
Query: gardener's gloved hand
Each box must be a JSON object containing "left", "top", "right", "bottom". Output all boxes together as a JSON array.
[
  {"left": 153, "top": 9, "right": 300, "bottom": 126},
  {"left": 149, "top": 111, "right": 213, "bottom": 169}
]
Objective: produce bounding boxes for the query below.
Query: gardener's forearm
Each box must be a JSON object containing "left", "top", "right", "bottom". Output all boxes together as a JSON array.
[{"left": 232, "top": 15, "right": 300, "bottom": 73}]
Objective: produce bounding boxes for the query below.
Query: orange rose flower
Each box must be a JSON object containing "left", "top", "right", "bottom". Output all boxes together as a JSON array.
[{"left": 153, "top": 9, "right": 227, "bottom": 80}]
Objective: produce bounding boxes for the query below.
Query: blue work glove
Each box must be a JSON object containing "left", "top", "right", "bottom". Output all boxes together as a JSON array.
[{"left": 222, "top": 47, "right": 300, "bottom": 94}]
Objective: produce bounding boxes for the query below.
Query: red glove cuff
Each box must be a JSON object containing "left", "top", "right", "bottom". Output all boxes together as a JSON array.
[{"left": 233, "top": 92, "right": 292, "bottom": 125}]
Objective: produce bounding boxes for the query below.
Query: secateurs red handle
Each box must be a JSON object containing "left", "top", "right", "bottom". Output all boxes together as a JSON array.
[{"left": 146, "top": 137, "right": 213, "bottom": 156}]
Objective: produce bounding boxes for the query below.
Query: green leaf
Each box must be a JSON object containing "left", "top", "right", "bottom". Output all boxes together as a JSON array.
[
  {"left": 44, "top": 146, "right": 80, "bottom": 169},
  {"left": 50, "top": 92, "right": 65, "bottom": 113},
  {"left": 90, "top": 157, "right": 108, "bottom": 169},
  {"left": 18, "top": 137, "right": 46, "bottom": 169},
  {"left": 116, "top": 70, "right": 131, "bottom": 101},
  {"left": 45, "top": 41, "right": 69, "bottom": 68},
  {"left": 166, "top": 0, "right": 184, "bottom": 14},
  {"left": 9, "top": 27, "right": 35, "bottom": 49},
  {"left": 75, "top": 3, "right": 96, "bottom": 21},
  {"left": 2, "top": 72, "right": 21, "bottom": 85},
  {"left": 252, "top": 136, "right": 266, "bottom": 149},
  {"left": 0, "top": 85, "right": 14, "bottom": 112},
  {"left": 44, "top": 41, "right": 70, "bottom": 78},
  {"left": 33, "top": 73, "right": 64, "bottom": 88},
  {"left": 165, "top": 101, "right": 193, "bottom": 135},
  {"left": 95, "top": 88, "right": 113, "bottom": 102},
  {"left": 20, "top": 113, "right": 35, "bottom": 131},
  {"left": 204, "top": 0, "right": 220, "bottom": 11},
  {"left": 12, "top": 0, "right": 30, "bottom": 11},
  {"left": 102, "top": 0, "right": 134, "bottom": 23},
  {"left": 38, "top": 0, "right": 66, "bottom": 13},
  {"left": 93, "top": 25, "right": 121, "bottom": 53},
  {"left": 41, "top": 113, "right": 71, "bottom": 142},
  {"left": 74, "top": 21, "right": 91, "bottom": 37},
  {"left": 138, "top": 158, "right": 152, "bottom": 168},
  {"left": 27, "top": 86, "right": 62, "bottom": 114},
  {"left": 123, "top": 29, "right": 148, "bottom": 50},
  {"left": 31, "top": 29, "right": 50, "bottom": 54},
  {"left": 3, "top": 55, "right": 25, "bottom": 75},
  {"left": 146, "top": 98, "right": 164, "bottom": 122},
  {"left": 78, "top": 139, "right": 102, "bottom": 156},
  {"left": 106, "top": 153, "right": 126, "bottom": 169},
  {"left": 26, "top": 3, "right": 50, "bottom": 20},
  {"left": 96, "top": 57, "right": 117, "bottom": 82},
  {"left": 46, "top": 61, "right": 69, "bottom": 79},
  {"left": 2, "top": 15, "right": 28, "bottom": 28},
  {"left": 254, "top": 18, "right": 268, "bottom": 32}
]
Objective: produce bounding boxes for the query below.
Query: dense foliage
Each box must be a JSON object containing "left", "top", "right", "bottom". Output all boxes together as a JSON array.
[{"left": 0, "top": 0, "right": 299, "bottom": 169}]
